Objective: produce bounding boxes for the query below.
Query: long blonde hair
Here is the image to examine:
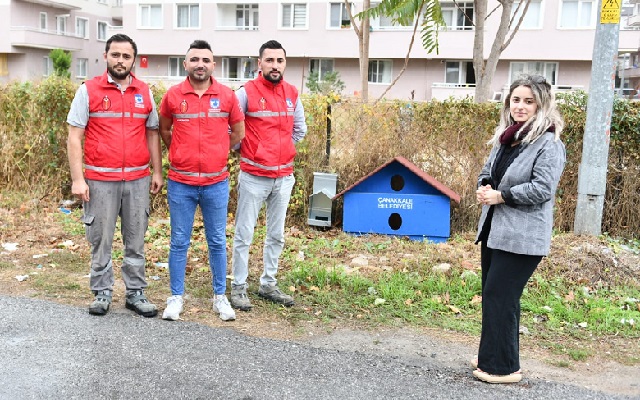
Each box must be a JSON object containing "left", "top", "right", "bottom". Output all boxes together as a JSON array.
[{"left": 488, "top": 75, "right": 564, "bottom": 145}]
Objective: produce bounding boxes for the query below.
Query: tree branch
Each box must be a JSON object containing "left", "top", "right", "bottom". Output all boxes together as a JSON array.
[
  {"left": 374, "top": 1, "right": 426, "bottom": 103},
  {"left": 345, "top": 0, "right": 361, "bottom": 37},
  {"left": 502, "top": 0, "right": 530, "bottom": 51}
]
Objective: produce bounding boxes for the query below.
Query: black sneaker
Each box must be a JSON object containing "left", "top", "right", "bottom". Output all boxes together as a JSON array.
[
  {"left": 125, "top": 290, "right": 158, "bottom": 318},
  {"left": 230, "top": 286, "right": 253, "bottom": 311},
  {"left": 89, "top": 290, "right": 112, "bottom": 315},
  {"left": 258, "top": 285, "right": 294, "bottom": 307}
]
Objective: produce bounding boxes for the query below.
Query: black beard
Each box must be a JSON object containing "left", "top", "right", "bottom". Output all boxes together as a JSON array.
[
  {"left": 189, "top": 71, "right": 209, "bottom": 82},
  {"left": 264, "top": 72, "right": 282, "bottom": 84},
  {"left": 107, "top": 65, "right": 130, "bottom": 80}
]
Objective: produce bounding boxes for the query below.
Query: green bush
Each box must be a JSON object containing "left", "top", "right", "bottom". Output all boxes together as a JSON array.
[{"left": 1, "top": 80, "right": 639, "bottom": 238}]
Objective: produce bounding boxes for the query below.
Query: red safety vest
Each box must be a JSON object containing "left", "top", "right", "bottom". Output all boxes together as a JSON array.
[
  {"left": 160, "top": 77, "right": 244, "bottom": 185},
  {"left": 83, "top": 72, "right": 154, "bottom": 181},
  {"left": 240, "top": 75, "right": 298, "bottom": 178}
]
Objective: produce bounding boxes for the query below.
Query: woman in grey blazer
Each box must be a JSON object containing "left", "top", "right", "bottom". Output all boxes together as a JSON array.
[{"left": 472, "top": 75, "right": 566, "bottom": 384}]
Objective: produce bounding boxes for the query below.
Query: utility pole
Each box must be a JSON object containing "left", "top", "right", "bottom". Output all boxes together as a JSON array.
[{"left": 574, "top": 0, "right": 623, "bottom": 236}]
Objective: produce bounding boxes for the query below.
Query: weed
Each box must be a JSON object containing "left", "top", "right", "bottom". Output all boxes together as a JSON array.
[{"left": 568, "top": 348, "right": 591, "bottom": 361}]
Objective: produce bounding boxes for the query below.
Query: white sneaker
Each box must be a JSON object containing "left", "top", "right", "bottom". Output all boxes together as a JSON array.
[
  {"left": 162, "top": 295, "right": 184, "bottom": 321},
  {"left": 213, "top": 295, "right": 236, "bottom": 321}
]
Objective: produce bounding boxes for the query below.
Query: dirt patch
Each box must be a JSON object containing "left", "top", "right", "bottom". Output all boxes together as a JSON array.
[{"left": 1, "top": 205, "right": 639, "bottom": 397}]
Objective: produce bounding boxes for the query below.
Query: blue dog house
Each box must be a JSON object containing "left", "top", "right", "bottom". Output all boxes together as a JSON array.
[{"left": 333, "top": 156, "right": 461, "bottom": 242}]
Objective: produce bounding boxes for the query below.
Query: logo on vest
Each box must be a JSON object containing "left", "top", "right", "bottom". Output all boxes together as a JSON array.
[
  {"left": 102, "top": 96, "right": 111, "bottom": 111},
  {"left": 286, "top": 98, "right": 293, "bottom": 108},
  {"left": 134, "top": 94, "right": 145, "bottom": 108},
  {"left": 180, "top": 100, "right": 188, "bottom": 113},
  {"left": 259, "top": 97, "right": 267, "bottom": 110},
  {"left": 210, "top": 98, "right": 220, "bottom": 111}
]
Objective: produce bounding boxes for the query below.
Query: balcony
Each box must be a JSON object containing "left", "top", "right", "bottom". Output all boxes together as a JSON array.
[
  {"left": 16, "top": 0, "right": 80, "bottom": 11},
  {"left": 431, "top": 83, "right": 475, "bottom": 100},
  {"left": 216, "top": 3, "right": 259, "bottom": 31},
  {"left": 10, "top": 27, "right": 85, "bottom": 51},
  {"left": 627, "top": 13, "right": 640, "bottom": 26},
  {"left": 111, "top": 0, "right": 123, "bottom": 22}
]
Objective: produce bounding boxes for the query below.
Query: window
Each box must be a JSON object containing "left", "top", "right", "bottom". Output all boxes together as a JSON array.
[
  {"left": 281, "top": 3, "right": 307, "bottom": 28},
  {"left": 139, "top": 4, "right": 163, "bottom": 28},
  {"left": 97, "top": 21, "right": 108, "bottom": 41},
  {"left": 510, "top": 61, "right": 558, "bottom": 85},
  {"left": 512, "top": 0, "right": 542, "bottom": 29},
  {"left": 368, "top": 60, "right": 392, "bottom": 84},
  {"left": 169, "top": 57, "right": 187, "bottom": 77},
  {"left": 76, "top": 17, "right": 89, "bottom": 39},
  {"left": 236, "top": 4, "right": 259, "bottom": 30},
  {"left": 221, "top": 57, "right": 257, "bottom": 80},
  {"left": 176, "top": 4, "right": 199, "bottom": 28},
  {"left": 441, "top": 2, "right": 473, "bottom": 30},
  {"left": 56, "top": 15, "right": 68, "bottom": 35},
  {"left": 370, "top": 2, "right": 412, "bottom": 29},
  {"left": 310, "top": 59, "right": 335, "bottom": 80},
  {"left": 43, "top": 57, "right": 53, "bottom": 76},
  {"left": 40, "top": 12, "right": 47, "bottom": 31},
  {"left": 445, "top": 61, "right": 476, "bottom": 85},
  {"left": 329, "top": 2, "right": 351, "bottom": 28},
  {"left": 559, "top": 0, "right": 595, "bottom": 28},
  {"left": 77, "top": 58, "right": 88, "bottom": 78}
]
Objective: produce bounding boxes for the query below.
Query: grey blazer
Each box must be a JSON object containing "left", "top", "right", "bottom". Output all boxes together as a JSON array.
[{"left": 476, "top": 131, "right": 566, "bottom": 256}]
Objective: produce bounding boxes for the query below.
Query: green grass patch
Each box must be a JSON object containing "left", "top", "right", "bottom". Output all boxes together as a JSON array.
[
  {"left": 278, "top": 233, "right": 640, "bottom": 345},
  {"left": 55, "top": 209, "right": 86, "bottom": 236}
]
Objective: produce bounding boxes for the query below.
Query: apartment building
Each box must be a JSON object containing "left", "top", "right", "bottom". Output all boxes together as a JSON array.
[{"left": 1, "top": 0, "right": 639, "bottom": 101}]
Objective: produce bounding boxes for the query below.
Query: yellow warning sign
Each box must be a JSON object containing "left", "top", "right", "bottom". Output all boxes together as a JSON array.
[{"left": 600, "top": 0, "right": 621, "bottom": 24}]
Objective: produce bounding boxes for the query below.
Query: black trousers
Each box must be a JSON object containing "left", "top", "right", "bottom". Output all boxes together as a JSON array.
[{"left": 478, "top": 241, "right": 542, "bottom": 375}]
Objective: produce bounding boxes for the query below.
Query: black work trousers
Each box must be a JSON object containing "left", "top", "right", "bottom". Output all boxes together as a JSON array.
[{"left": 477, "top": 240, "right": 542, "bottom": 375}]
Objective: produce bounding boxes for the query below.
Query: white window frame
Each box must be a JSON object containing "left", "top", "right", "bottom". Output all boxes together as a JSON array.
[
  {"left": 175, "top": 3, "right": 200, "bottom": 29},
  {"left": 97, "top": 21, "right": 108, "bottom": 41},
  {"left": 76, "top": 17, "right": 89, "bottom": 39},
  {"left": 328, "top": 2, "right": 352, "bottom": 29},
  {"left": 280, "top": 3, "right": 308, "bottom": 29},
  {"left": 368, "top": 59, "right": 392, "bottom": 84},
  {"left": 558, "top": 0, "right": 596, "bottom": 29},
  {"left": 138, "top": 4, "right": 163, "bottom": 29},
  {"left": 309, "top": 58, "right": 335, "bottom": 81},
  {"left": 40, "top": 12, "right": 48, "bottom": 31},
  {"left": 509, "top": 61, "right": 559, "bottom": 85},
  {"left": 221, "top": 57, "right": 257, "bottom": 81},
  {"left": 235, "top": 4, "right": 259, "bottom": 30},
  {"left": 56, "top": 14, "right": 69, "bottom": 35},
  {"left": 444, "top": 61, "right": 476, "bottom": 85},
  {"left": 440, "top": 2, "right": 474, "bottom": 31},
  {"left": 169, "top": 56, "right": 188, "bottom": 77},
  {"left": 512, "top": 0, "right": 543, "bottom": 29},
  {"left": 77, "top": 58, "right": 88, "bottom": 78},
  {"left": 43, "top": 56, "right": 53, "bottom": 77}
]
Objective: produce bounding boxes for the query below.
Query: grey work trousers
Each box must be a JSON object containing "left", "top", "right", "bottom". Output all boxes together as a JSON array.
[
  {"left": 231, "top": 171, "right": 295, "bottom": 288},
  {"left": 82, "top": 177, "right": 150, "bottom": 293}
]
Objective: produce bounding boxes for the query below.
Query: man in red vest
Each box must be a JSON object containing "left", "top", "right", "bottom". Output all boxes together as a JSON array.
[
  {"left": 159, "top": 40, "right": 245, "bottom": 321},
  {"left": 230, "top": 40, "right": 307, "bottom": 311},
  {"left": 67, "top": 34, "right": 163, "bottom": 317}
]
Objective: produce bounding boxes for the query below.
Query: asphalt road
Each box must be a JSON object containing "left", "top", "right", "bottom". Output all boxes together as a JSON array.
[{"left": 0, "top": 295, "right": 634, "bottom": 400}]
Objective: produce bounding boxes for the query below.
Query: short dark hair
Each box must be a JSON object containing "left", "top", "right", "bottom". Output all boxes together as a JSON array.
[
  {"left": 106, "top": 34, "right": 138, "bottom": 58},
  {"left": 188, "top": 40, "right": 212, "bottom": 53},
  {"left": 259, "top": 40, "right": 286, "bottom": 58}
]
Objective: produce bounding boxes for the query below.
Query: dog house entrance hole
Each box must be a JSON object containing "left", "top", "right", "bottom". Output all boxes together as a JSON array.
[
  {"left": 388, "top": 213, "right": 402, "bottom": 230},
  {"left": 390, "top": 175, "right": 404, "bottom": 191}
]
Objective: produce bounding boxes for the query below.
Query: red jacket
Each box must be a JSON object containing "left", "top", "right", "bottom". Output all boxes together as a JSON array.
[
  {"left": 83, "top": 72, "right": 154, "bottom": 181},
  {"left": 240, "top": 74, "right": 298, "bottom": 178},
  {"left": 160, "top": 77, "right": 244, "bottom": 185}
]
